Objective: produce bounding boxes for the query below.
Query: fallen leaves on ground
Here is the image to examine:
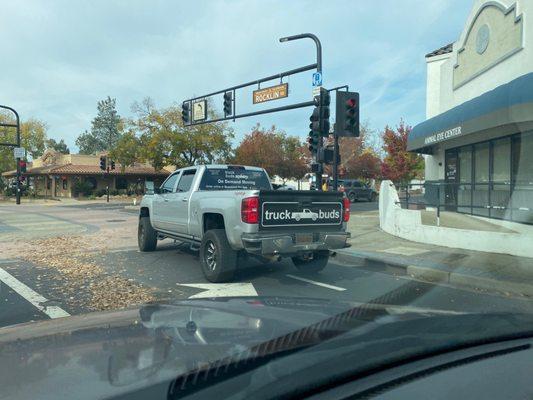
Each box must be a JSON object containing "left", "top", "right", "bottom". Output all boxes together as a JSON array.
[{"left": 21, "top": 235, "right": 154, "bottom": 311}]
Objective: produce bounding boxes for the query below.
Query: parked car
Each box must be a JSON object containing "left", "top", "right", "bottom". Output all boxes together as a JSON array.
[
  {"left": 341, "top": 179, "right": 378, "bottom": 202},
  {"left": 138, "top": 165, "right": 351, "bottom": 282}
]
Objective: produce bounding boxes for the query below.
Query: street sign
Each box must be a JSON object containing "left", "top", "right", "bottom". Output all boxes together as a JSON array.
[
  {"left": 192, "top": 100, "right": 207, "bottom": 121},
  {"left": 13, "top": 147, "right": 25, "bottom": 159},
  {"left": 253, "top": 83, "right": 288, "bottom": 104},
  {"left": 312, "top": 72, "right": 322, "bottom": 87},
  {"left": 312, "top": 86, "right": 321, "bottom": 97}
]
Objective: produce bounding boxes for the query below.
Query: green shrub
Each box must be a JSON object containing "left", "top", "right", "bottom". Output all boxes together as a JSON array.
[
  {"left": 95, "top": 189, "right": 107, "bottom": 197},
  {"left": 73, "top": 181, "right": 94, "bottom": 196}
]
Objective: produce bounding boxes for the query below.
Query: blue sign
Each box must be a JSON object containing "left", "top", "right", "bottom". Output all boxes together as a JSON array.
[{"left": 312, "top": 72, "right": 322, "bottom": 87}]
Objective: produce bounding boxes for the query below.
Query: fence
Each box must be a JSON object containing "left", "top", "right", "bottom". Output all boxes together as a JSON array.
[{"left": 397, "top": 181, "right": 533, "bottom": 226}]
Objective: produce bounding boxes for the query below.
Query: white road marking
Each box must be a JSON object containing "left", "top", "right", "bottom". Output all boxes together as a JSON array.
[
  {"left": 0, "top": 267, "right": 70, "bottom": 319},
  {"left": 285, "top": 274, "right": 347, "bottom": 291},
  {"left": 179, "top": 282, "right": 258, "bottom": 298}
]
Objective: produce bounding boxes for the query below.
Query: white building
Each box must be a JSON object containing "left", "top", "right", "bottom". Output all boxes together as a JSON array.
[{"left": 408, "top": 0, "right": 533, "bottom": 224}]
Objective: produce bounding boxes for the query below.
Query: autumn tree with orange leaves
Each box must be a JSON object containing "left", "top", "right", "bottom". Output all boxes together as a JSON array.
[
  {"left": 381, "top": 121, "right": 424, "bottom": 185},
  {"left": 233, "top": 124, "right": 309, "bottom": 182}
]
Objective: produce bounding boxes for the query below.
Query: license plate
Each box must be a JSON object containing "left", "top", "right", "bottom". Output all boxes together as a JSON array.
[{"left": 295, "top": 233, "right": 313, "bottom": 244}]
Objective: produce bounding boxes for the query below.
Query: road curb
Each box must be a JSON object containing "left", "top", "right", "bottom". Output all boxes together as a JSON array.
[{"left": 335, "top": 249, "right": 533, "bottom": 297}]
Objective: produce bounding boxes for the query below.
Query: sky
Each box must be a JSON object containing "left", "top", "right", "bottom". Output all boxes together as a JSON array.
[{"left": 0, "top": 0, "right": 474, "bottom": 152}]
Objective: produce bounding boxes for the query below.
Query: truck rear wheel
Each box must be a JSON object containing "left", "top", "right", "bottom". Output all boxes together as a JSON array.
[
  {"left": 291, "top": 251, "right": 329, "bottom": 273},
  {"left": 200, "top": 229, "right": 237, "bottom": 283},
  {"left": 138, "top": 216, "right": 157, "bottom": 252}
]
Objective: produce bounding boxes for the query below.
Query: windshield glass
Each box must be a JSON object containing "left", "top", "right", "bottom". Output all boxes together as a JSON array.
[
  {"left": 1, "top": 1, "right": 533, "bottom": 399},
  {"left": 199, "top": 168, "right": 271, "bottom": 190}
]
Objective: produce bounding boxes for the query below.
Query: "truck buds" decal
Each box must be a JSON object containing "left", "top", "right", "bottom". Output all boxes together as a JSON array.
[{"left": 261, "top": 202, "right": 342, "bottom": 227}]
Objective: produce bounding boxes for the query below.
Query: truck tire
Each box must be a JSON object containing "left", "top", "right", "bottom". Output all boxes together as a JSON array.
[
  {"left": 348, "top": 192, "right": 356, "bottom": 203},
  {"left": 370, "top": 192, "right": 377, "bottom": 202},
  {"left": 291, "top": 251, "right": 329, "bottom": 273},
  {"left": 200, "top": 229, "right": 237, "bottom": 283},
  {"left": 138, "top": 216, "right": 157, "bottom": 252}
]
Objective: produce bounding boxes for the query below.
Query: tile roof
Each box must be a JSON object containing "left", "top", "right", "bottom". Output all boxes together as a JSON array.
[
  {"left": 425, "top": 43, "right": 453, "bottom": 58},
  {"left": 2, "top": 163, "right": 170, "bottom": 177}
]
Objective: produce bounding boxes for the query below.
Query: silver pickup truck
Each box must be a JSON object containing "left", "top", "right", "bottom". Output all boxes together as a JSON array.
[{"left": 138, "top": 164, "right": 351, "bottom": 282}]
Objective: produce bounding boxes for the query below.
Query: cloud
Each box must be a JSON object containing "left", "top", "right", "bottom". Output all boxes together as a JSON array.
[{"left": 0, "top": 0, "right": 472, "bottom": 150}]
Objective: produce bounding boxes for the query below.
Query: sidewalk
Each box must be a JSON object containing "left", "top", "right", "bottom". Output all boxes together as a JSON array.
[{"left": 337, "top": 210, "right": 533, "bottom": 297}]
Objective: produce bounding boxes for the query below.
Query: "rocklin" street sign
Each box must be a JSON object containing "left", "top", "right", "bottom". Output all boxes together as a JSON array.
[{"left": 253, "top": 83, "right": 288, "bottom": 104}]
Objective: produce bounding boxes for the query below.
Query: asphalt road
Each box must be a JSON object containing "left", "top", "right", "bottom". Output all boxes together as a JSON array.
[{"left": 0, "top": 202, "right": 532, "bottom": 329}]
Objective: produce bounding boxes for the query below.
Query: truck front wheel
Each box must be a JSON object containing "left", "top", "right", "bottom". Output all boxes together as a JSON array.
[
  {"left": 200, "top": 229, "right": 237, "bottom": 283},
  {"left": 291, "top": 251, "right": 329, "bottom": 273},
  {"left": 138, "top": 216, "right": 157, "bottom": 252}
]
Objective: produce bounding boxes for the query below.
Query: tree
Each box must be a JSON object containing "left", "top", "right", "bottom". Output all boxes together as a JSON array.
[
  {"left": 45, "top": 138, "right": 70, "bottom": 154},
  {"left": 75, "top": 96, "right": 123, "bottom": 154},
  {"left": 233, "top": 124, "right": 309, "bottom": 181},
  {"left": 130, "top": 98, "right": 234, "bottom": 170},
  {"left": 343, "top": 148, "right": 382, "bottom": 180},
  {"left": 381, "top": 121, "right": 424, "bottom": 184},
  {"left": 0, "top": 113, "right": 47, "bottom": 173},
  {"left": 109, "top": 130, "right": 141, "bottom": 172}
]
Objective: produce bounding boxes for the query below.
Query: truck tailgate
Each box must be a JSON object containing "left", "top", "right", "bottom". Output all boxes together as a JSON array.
[{"left": 259, "top": 190, "right": 344, "bottom": 230}]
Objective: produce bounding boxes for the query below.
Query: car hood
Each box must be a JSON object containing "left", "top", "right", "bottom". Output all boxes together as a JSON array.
[{"left": 0, "top": 297, "right": 501, "bottom": 400}]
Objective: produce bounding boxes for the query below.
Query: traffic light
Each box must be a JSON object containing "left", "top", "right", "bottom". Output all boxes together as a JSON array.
[
  {"left": 318, "top": 88, "right": 330, "bottom": 137},
  {"left": 335, "top": 91, "right": 360, "bottom": 137},
  {"left": 308, "top": 107, "right": 320, "bottom": 154},
  {"left": 223, "top": 92, "right": 233, "bottom": 116},
  {"left": 319, "top": 147, "right": 340, "bottom": 164},
  {"left": 110, "top": 160, "right": 116, "bottom": 170},
  {"left": 181, "top": 102, "right": 190, "bottom": 125},
  {"left": 99, "top": 156, "right": 106, "bottom": 171},
  {"left": 18, "top": 160, "right": 27, "bottom": 173}
]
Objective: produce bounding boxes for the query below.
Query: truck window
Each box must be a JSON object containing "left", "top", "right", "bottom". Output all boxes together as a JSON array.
[
  {"left": 161, "top": 173, "right": 178, "bottom": 193},
  {"left": 176, "top": 169, "right": 197, "bottom": 192},
  {"left": 199, "top": 168, "right": 271, "bottom": 190}
]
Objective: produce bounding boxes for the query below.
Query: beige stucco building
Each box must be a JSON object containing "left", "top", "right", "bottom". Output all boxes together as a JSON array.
[
  {"left": 2, "top": 150, "right": 171, "bottom": 198},
  {"left": 409, "top": 0, "right": 533, "bottom": 224}
]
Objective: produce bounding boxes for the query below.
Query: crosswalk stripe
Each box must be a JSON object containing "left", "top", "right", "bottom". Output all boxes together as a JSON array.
[{"left": 0, "top": 267, "right": 70, "bottom": 319}]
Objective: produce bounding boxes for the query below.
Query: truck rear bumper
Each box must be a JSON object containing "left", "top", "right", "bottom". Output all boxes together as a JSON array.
[{"left": 241, "top": 231, "right": 351, "bottom": 256}]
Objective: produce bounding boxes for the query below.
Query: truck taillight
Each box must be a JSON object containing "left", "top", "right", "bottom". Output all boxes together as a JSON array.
[
  {"left": 343, "top": 197, "right": 350, "bottom": 222},
  {"left": 241, "top": 196, "right": 259, "bottom": 224}
]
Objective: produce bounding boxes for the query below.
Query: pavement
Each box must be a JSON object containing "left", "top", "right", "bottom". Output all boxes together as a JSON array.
[
  {"left": 0, "top": 200, "right": 532, "bottom": 330},
  {"left": 338, "top": 210, "right": 533, "bottom": 297}
]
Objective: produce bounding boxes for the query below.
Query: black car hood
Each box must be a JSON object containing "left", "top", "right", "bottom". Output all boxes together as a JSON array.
[{"left": 0, "top": 297, "right": 504, "bottom": 400}]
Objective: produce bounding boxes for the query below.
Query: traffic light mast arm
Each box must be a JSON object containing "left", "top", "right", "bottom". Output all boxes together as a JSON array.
[
  {"left": 185, "top": 63, "right": 316, "bottom": 105},
  {"left": 279, "top": 33, "right": 322, "bottom": 73},
  {"left": 184, "top": 99, "right": 316, "bottom": 125}
]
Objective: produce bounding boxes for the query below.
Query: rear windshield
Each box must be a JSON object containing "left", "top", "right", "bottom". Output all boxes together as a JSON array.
[{"left": 199, "top": 168, "right": 271, "bottom": 190}]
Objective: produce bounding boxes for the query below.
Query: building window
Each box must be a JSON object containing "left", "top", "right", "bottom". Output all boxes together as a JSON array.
[
  {"left": 473, "top": 142, "right": 490, "bottom": 216},
  {"left": 513, "top": 131, "right": 533, "bottom": 224},
  {"left": 46, "top": 178, "right": 51, "bottom": 190},
  {"left": 458, "top": 146, "right": 472, "bottom": 213},
  {"left": 62, "top": 179, "right": 68, "bottom": 190},
  {"left": 85, "top": 177, "right": 97, "bottom": 190},
  {"left": 491, "top": 138, "right": 511, "bottom": 219},
  {"left": 116, "top": 177, "right": 128, "bottom": 190}
]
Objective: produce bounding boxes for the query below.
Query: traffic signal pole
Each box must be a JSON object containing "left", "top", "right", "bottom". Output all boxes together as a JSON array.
[
  {"left": 0, "top": 105, "right": 22, "bottom": 204},
  {"left": 280, "top": 34, "right": 323, "bottom": 190}
]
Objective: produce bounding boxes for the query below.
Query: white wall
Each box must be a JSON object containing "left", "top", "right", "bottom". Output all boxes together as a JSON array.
[
  {"left": 379, "top": 180, "right": 533, "bottom": 258},
  {"left": 426, "top": 54, "right": 451, "bottom": 118}
]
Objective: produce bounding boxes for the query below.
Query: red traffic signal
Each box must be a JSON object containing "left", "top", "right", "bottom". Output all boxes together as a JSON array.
[
  {"left": 335, "top": 91, "right": 360, "bottom": 137},
  {"left": 18, "top": 160, "right": 27, "bottom": 173},
  {"left": 99, "top": 156, "right": 106, "bottom": 171}
]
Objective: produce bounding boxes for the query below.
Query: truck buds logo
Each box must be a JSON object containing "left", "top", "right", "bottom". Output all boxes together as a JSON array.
[{"left": 264, "top": 208, "right": 340, "bottom": 222}]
